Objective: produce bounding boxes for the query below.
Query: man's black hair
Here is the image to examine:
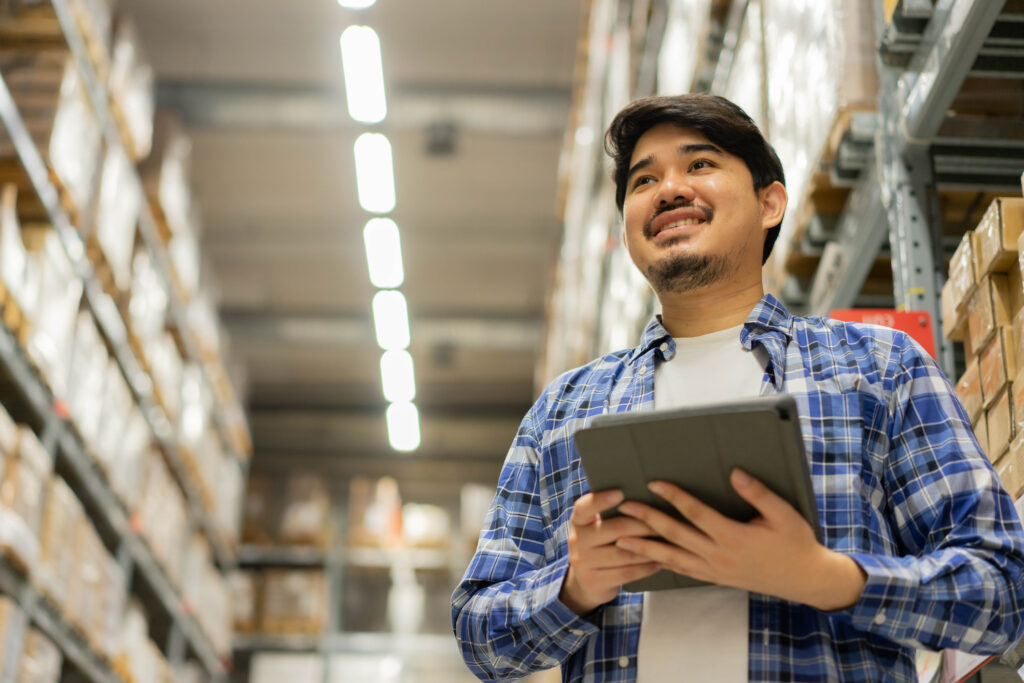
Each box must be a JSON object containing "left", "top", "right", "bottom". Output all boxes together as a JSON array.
[{"left": 604, "top": 93, "right": 786, "bottom": 265}]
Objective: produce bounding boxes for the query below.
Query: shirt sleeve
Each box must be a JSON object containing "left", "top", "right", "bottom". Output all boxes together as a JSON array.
[
  {"left": 450, "top": 400, "right": 599, "bottom": 680},
  {"left": 843, "top": 335, "right": 1024, "bottom": 654}
]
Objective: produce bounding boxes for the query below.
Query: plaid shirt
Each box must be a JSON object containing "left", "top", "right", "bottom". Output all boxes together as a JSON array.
[{"left": 452, "top": 294, "right": 1024, "bottom": 682}]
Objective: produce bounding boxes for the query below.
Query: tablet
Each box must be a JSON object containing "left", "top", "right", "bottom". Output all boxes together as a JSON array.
[{"left": 572, "top": 394, "right": 821, "bottom": 591}]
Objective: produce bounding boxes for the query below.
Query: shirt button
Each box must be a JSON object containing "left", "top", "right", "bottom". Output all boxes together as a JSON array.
[
  {"left": 618, "top": 656, "right": 629, "bottom": 668},
  {"left": 659, "top": 342, "right": 668, "bottom": 353},
  {"left": 873, "top": 612, "right": 886, "bottom": 625},
  {"left": 638, "top": 366, "right": 646, "bottom": 375}
]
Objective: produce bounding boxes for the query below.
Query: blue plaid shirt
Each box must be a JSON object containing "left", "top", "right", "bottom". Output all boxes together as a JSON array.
[{"left": 452, "top": 294, "right": 1024, "bottom": 681}]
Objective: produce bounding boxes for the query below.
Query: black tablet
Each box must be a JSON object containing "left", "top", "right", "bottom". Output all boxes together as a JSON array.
[{"left": 572, "top": 394, "right": 821, "bottom": 591}]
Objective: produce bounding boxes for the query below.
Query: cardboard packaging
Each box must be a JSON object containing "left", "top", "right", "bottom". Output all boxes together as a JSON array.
[
  {"left": 987, "top": 388, "right": 1013, "bottom": 463},
  {"left": 956, "top": 356, "right": 983, "bottom": 424},
  {"left": 968, "top": 275, "right": 1013, "bottom": 356},
  {"left": 948, "top": 231, "right": 978, "bottom": 313},
  {"left": 279, "top": 475, "right": 331, "bottom": 547},
  {"left": 260, "top": 570, "right": 327, "bottom": 635},
  {"left": 0, "top": 427, "right": 53, "bottom": 571},
  {"left": 980, "top": 327, "right": 1017, "bottom": 408},
  {"left": 1000, "top": 435, "right": 1024, "bottom": 499},
  {"left": 941, "top": 276, "right": 966, "bottom": 342},
  {"left": 976, "top": 197, "right": 1024, "bottom": 276},
  {"left": 16, "top": 628, "right": 61, "bottom": 683}
]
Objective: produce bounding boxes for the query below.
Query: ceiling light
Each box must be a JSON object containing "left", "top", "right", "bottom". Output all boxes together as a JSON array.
[
  {"left": 339, "top": 25, "right": 387, "bottom": 123},
  {"left": 338, "top": 0, "right": 375, "bottom": 8},
  {"left": 386, "top": 401, "right": 420, "bottom": 452},
  {"left": 353, "top": 132, "right": 396, "bottom": 213},
  {"left": 363, "top": 217, "right": 404, "bottom": 288},
  {"left": 372, "top": 290, "right": 410, "bottom": 350},
  {"left": 380, "top": 349, "right": 415, "bottom": 402}
]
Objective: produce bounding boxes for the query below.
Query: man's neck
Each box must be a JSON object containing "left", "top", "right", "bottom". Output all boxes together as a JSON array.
[{"left": 657, "top": 278, "right": 764, "bottom": 338}]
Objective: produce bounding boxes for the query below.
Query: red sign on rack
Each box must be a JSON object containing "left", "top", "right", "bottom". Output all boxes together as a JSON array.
[{"left": 828, "top": 309, "right": 937, "bottom": 360}]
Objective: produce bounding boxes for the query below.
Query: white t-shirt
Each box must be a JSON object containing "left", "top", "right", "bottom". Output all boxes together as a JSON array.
[{"left": 637, "top": 323, "right": 767, "bottom": 682}]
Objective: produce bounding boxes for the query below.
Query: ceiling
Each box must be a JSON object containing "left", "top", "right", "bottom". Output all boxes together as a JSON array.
[{"left": 119, "top": 0, "right": 583, "bottom": 471}]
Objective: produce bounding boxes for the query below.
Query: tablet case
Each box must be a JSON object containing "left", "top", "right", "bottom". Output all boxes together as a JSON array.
[{"left": 573, "top": 394, "right": 821, "bottom": 592}]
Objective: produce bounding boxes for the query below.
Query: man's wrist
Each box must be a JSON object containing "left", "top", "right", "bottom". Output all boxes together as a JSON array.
[
  {"left": 806, "top": 549, "right": 867, "bottom": 611},
  {"left": 559, "top": 568, "right": 600, "bottom": 616}
]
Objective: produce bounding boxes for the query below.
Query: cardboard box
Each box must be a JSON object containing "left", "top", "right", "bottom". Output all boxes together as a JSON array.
[
  {"left": 977, "top": 197, "right": 1024, "bottom": 276},
  {"left": 941, "top": 277, "right": 966, "bottom": 342},
  {"left": 981, "top": 327, "right": 1016, "bottom": 408},
  {"left": 976, "top": 415, "right": 991, "bottom": 461},
  {"left": 957, "top": 357, "right": 984, "bottom": 432},
  {"left": 948, "top": 231, "right": 977, "bottom": 312},
  {"left": 16, "top": 628, "right": 61, "bottom": 683},
  {"left": 987, "top": 388, "right": 1013, "bottom": 462},
  {"left": 968, "top": 275, "right": 1013, "bottom": 356},
  {"left": 1001, "top": 435, "right": 1024, "bottom": 499}
]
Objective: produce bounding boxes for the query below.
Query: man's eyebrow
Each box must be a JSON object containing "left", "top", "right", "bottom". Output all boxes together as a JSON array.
[{"left": 626, "top": 143, "right": 726, "bottom": 183}]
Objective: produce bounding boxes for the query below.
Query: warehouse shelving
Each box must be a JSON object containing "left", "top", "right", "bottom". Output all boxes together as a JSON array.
[
  {"left": 0, "top": 1, "right": 246, "bottom": 570},
  {"left": 0, "top": 299, "right": 226, "bottom": 679},
  {"left": 0, "top": 556, "right": 118, "bottom": 683}
]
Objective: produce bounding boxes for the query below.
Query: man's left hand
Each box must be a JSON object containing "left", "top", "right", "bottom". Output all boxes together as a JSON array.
[{"left": 615, "top": 469, "right": 866, "bottom": 611}]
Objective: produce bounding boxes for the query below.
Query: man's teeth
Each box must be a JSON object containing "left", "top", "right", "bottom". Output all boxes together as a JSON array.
[{"left": 663, "top": 218, "right": 704, "bottom": 229}]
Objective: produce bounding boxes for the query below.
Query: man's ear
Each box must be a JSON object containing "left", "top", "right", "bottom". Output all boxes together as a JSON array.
[{"left": 759, "top": 181, "right": 787, "bottom": 232}]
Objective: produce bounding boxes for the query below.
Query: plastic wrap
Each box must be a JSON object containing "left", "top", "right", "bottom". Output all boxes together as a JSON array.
[
  {"left": 279, "top": 475, "right": 331, "bottom": 547},
  {"left": 108, "top": 17, "right": 155, "bottom": 160},
  {"left": 49, "top": 56, "right": 101, "bottom": 214},
  {"left": 764, "top": 0, "right": 879, "bottom": 278},
  {"left": 66, "top": 311, "right": 109, "bottom": 449},
  {"left": 36, "top": 476, "right": 84, "bottom": 610},
  {"left": 93, "top": 359, "right": 132, "bottom": 472},
  {"left": 94, "top": 141, "right": 141, "bottom": 291},
  {"left": 136, "top": 449, "right": 188, "bottom": 586},
  {"left": 150, "top": 332, "right": 183, "bottom": 421},
  {"left": 260, "top": 570, "right": 327, "bottom": 634},
  {"left": 0, "top": 404, "right": 18, "bottom": 459},
  {"left": 109, "top": 406, "right": 150, "bottom": 511},
  {"left": 229, "top": 570, "right": 261, "bottom": 633},
  {"left": 0, "top": 184, "right": 35, "bottom": 319},
  {"left": 128, "top": 247, "right": 169, "bottom": 348},
  {"left": 16, "top": 628, "right": 61, "bottom": 683},
  {"left": 214, "top": 446, "right": 242, "bottom": 546},
  {"left": 22, "top": 227, "right": 83, "bottom": 398}
]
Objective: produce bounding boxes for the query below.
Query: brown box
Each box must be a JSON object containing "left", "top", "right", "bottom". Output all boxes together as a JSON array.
[
  {"left": 977, "top": 198, "right": 1024, "bottom": 276},
  {"left": 987, "top": 388, "right": 1013, "bottom": 462},
  {"left": 976, "top": 415, "right": 991, "bottom": 461},
  {"left": 969, "top": 275, "right": 1013, "bottom": 355},
  {"left": 957, "top": 357, "right": 984, "bottom": 425},
  {"left": 260, "top": 570, "right": 327, "bottom": 635},
  {"left": 949, "top": 231, "right": 977, "bottom": 312},
  {"left": 981, "top": 327, "right": 1016, "bottom": 408},
  {"left": 1000, "top": 435, "right": 1024, "bottom": 499},
  {"left": 942, "top": 277, "right": 966, "bottom": 342}
]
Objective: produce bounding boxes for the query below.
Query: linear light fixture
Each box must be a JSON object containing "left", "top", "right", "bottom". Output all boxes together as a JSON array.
[
  {"left": 338, "top": 0, "right": 375, "bottom": 8},
  {"left": 372, "top": 290, "right": 410, "bottom": 350},
  {"left": 340, "top": 25, "right": 387, "bottom": 123},
  {"left": 363, "top": 217, "right": 404, "bottom": 288},
  {"left": 353, "top": 132, "right": 396, "bottom": 213},
  {"left": 387, "top": 401, "right": 421, "bottom": 452},
  {"left": 380, "top": 349, "right": 415, "bottom": 402}
]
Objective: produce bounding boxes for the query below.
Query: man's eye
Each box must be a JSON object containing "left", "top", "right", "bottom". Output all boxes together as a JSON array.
[
  {"left": 634, "top": 176, "right": 654, "bottom": 188},
  {"left": 691, "top": 159, "right": 713, "bottom": 171}
]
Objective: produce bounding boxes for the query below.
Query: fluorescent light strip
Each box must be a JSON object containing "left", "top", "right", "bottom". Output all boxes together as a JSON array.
[
  {"left": 340, "top": 25, "right": 387, "bottom": 123},
  {"left": 363, "top": 217, "right": 404, "bottom": 288},
  {"left": 386, "top": 401, "right": 420, "bottom": 452},
  {"left": 353, "top": 132, "right": 396, "bottom": 213},
  {"left": 380, "top": 349, "right": 415, "bottom": 402},
  {"left": 372, "top": 290, "right": 410, "bottom": 350},
  {"left": 338, "top": 0, "right": 375, "bottom": 7}
]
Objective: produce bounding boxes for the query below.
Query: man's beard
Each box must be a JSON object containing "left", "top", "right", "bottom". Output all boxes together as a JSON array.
[{"left": 646, "top": 246, "right": 730, "bottom": 294}]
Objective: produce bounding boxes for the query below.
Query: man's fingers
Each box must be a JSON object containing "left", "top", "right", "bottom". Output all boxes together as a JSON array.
[
  {"left": 616, "top": 502, "right": 714, "bottom": 555},
  {"left": 586, "top": 516, "right": 656, "bottom": 547},
  {"left": 571, "top": 490, "right": 624, "bottom": 527},
  {"left": 577, "top": 543, "right": 662, "bottom": 570},
  {"left": 730, "top": 469, "right": 801, "bottom": 524},
  {"left": 642, "top": 482, "right": 732, "bottom": 538},
  {"left": 595, "top": 561, "right": 663, "bottom": 587}
]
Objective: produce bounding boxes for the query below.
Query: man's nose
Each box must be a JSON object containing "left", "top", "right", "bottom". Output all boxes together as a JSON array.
[{"left": 656, "top": 169, "right": 695, "bottom": 205}]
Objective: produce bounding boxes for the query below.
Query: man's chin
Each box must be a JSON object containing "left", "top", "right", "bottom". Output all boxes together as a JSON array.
[{"left": 646, "top": 252, "right": 728, "bottom": 294}]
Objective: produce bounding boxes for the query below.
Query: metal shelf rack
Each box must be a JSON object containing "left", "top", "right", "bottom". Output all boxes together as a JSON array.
[{"left": 0, "top": 300, "right": 226, "bottom": 679}]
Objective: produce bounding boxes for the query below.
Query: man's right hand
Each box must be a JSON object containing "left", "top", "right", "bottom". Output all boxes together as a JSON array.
[{"left": 559, "top": 490, "right": 662, "bottom": 615}]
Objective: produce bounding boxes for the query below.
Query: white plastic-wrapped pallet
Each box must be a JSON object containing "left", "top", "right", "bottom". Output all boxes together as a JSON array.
[{"left": 761, "top": 0, "right": 878, "bottom": 280}]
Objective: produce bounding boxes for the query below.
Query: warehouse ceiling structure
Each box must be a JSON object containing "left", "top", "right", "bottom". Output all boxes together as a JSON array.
[{"left": 119, "top": 0, "right": 583, "bottom": 473}]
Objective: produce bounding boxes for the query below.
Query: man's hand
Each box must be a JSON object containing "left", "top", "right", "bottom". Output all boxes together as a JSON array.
[
  {"left": 559, "top": 489, "right": 662, "bottom": 616},
  {"left": 615, "top": 470, "right": 867, "bottom": 611}
]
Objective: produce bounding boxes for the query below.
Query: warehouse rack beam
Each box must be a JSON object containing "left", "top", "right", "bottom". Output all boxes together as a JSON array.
[
  {"left": 0, "top": 303, "right": 228, "bottom": 679},
  {"left": 0, "top": 43, "right": 238, "bottom": 572},
  {"left": 0, "top": 557, "right": 119, "bottom": 683},
  {"left": 46, "top": 0, "right": 251, "bottom": 472},
  {"left": 880, "top": 0, "right": 1006, "bottom": 377}
]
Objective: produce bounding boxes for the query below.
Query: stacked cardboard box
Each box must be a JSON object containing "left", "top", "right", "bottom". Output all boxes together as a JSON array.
[
  {"left": 0, "top": 426, "right": 52, "bottom": 572},
  {"left": 943, "top": 196, "right": 1024, "bottom": 496}
]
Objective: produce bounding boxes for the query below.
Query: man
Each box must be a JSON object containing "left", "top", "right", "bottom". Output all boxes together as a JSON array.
[{"left": 451, "top": 94, "right": 1024, "bottom": 681}]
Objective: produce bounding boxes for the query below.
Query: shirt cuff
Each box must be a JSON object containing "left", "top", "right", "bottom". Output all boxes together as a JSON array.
[
  {"left": 526, "top": 555, "right": 601, "bottom": 651},
  {"left": 844, "top": 552, "right": 920, "bottom": 642}
]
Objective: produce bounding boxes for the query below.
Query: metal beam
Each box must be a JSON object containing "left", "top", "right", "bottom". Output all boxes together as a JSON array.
[
  {"left": 222, "top": 311, "right": 544, "bottom": 353},
  {"left": 157, "top": 81, "right": 571, "bottom": 137}
]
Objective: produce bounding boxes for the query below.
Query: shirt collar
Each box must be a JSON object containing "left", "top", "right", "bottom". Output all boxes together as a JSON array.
[{"left": 629, "top": 293, "right": 794, "bottom": 368}]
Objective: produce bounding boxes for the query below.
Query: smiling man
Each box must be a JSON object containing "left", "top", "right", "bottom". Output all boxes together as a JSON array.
[{"left": 451, "top": 94, "right": 1024, "bottom": 682}]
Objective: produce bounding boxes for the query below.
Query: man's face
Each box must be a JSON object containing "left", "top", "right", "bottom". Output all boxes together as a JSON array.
[{"left": 621, "top": 123, "right": 772, "bottom": 295}]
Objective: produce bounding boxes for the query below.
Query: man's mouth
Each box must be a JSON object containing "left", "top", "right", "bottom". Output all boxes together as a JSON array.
[{"left": 645, "top": 205, "right": 713, "bottom": 239}]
